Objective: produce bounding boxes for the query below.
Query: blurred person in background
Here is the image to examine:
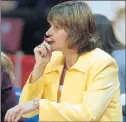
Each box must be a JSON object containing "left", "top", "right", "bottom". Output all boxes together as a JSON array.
[
  {"left": 113, "top": 8, "right": 125, "bottom": 46},
  {"left": 1, "top": 52, "right": 25, "bottom": 122},
  {"left": 113, "top": 7, "right": 125, "bottom": 120},
  {"left": 94, "top": 13, "right": 126, "bottom": 120},
  {"left": 2, "top": 0, "right": 69, "bottom": 54},
  {"left": 112, "top": 8, "right": 126, "bottom": 110},
  {"left": 1, "top": 1, "right": 18, "bottom": 12},
  {"left": 5, "top": 1, "right": 122, "bottom": 121}
]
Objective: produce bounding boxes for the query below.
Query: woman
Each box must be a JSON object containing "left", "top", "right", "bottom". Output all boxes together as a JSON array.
[
  {"left": 1, "top": 52, "right": 25, "bottom": 122},
  {"left": 5, "top": 1, "right": 122, "bottom": 121},
  {"left": 94, "top": 13, "right": 125, "bottom": 121}
]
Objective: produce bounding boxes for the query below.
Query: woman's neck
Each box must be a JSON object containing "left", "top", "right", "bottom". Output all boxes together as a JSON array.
[{"left": 63, "top": 50, "right": 80, "bottom": 69}]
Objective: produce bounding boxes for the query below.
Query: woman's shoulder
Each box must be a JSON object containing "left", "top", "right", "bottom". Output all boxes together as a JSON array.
[
  {"left": 88, "top": 48, "right": 115, "bottom": 63},
  {"left": 84, "top": 48, "right": 119, "bottom": 73},
  {"left": 72, "top": 48, "right": 117, "bottom": 73},
  {"left": 84, "top": 48, "right": 118, "bottom": 70}
]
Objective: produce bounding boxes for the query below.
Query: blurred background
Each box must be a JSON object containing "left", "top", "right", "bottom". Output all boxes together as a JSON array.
[{"left": 1, "top": 0, "right": 125, "bottom": 88}]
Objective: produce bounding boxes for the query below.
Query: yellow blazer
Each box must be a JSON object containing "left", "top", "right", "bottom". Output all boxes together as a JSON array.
[{"left": 20, "top": 48, "right": 122, "bottom": 121}]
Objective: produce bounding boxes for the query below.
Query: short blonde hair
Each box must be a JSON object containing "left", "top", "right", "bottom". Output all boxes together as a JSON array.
[
  {"left": 48, "top": 1, "right": 99, "bottom": 54},
  {"left": 1, "top": 52, "right": 14, "bottom": 81},
  {"left": 115, "top": 8, "right": 125, "bottom": 21}
]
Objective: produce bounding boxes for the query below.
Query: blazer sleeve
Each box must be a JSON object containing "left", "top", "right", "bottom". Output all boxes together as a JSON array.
[
  {"left": 37, "top": 58, "right": 121, "bottom": 121},
  {"left": 19, "top": 74, "right": 45, "bottom": 117}
]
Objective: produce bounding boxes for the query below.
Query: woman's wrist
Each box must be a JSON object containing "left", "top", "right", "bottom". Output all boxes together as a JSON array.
[
  {"left": 34, "top": 63, "right": 46, "bottom": 70},
  {"left": 31, "top": 64, "right": 45, "bottom": 83},
  {"left": 33, "top": 64, "right": 46, "bottom": 74},
  {"left": 33, "top": 98, "right": 40, "bottom": 110}
]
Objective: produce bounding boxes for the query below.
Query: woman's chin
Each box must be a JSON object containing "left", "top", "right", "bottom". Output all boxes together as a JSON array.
[
  {"left": 51, "top": 48, "right": 60, "bottom": 52},
  {"left": 51, "top": 47, "right": 57, "bottom": 52},
  {"left": 50, "top": 45, "right": 57, "bottom": 51},
  {"left": 50, "top": 45, "right": 61, "bottom": 52}
]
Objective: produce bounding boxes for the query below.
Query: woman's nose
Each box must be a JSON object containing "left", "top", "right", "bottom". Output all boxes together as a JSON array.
[
  {"left": 46, "top": 28, "right": 51, "bottom": 36},
  {"left": 46, "top": 30, "right": 49, "bottom": 36},
  {"left": 45, "top": 35, "right": 49, "bottom": 38}
]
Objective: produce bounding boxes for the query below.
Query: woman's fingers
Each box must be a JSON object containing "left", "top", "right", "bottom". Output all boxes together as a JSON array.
[
  {"left": 38, "top": 42, "right": 52, "bottom": 57},
  {"left": 11, "top": 111, "right": 18, "bottom": 121},
  {"left": 4, "top": 106, "right": 23, "bottom": 122},
  {"left": 4, "top": 110, "right": 7, "bottom": 121},
  {"left": 4, "top": 109, "right": 10, "bottom": 121},
  {"left": 34, "top": 39, "right": 53, "bottom": 65},
  {"left": 4, "top": 101, "right": 36, "bottom": 122},
  {"left": 14, "top": 109, "right": 24, "bottom": 122},
  {"left": 11, "top": 107, "right": 21, "bottom": 122},
  {"left": 5, "top": 108, "right": 14, "bottom": 122},
  {"left": 36, "top": 44, "right": 47, "bottom": 57},
  {"left": 43, "top": 41, "right": 52, "bottom": 52},
  {"left": 43, "top": 42, "right": 52, "bottom": 57},
  {"left": 40, "top": 44, "right": 47, "bottom": 57}
]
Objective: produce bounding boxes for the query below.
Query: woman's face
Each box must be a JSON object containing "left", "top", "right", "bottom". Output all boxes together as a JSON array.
[
  {"left": 46, "top": 23, "right": 68, "bottom": 51},
  {"left": 114, "top": 16, "right": 125, "bottom": 46}
]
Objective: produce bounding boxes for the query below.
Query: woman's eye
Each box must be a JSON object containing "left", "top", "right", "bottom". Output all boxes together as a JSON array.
[{"left": 55, "top": 26, "right": 60, "bottom": 29}]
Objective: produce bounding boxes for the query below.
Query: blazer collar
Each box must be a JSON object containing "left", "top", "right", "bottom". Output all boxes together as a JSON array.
[{"left": 45, "top": 50, "right": 94, "bottom": 74}]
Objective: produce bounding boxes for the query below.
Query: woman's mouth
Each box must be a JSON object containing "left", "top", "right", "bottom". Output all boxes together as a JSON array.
[{"left": 44, "top": 36, "right": 55, "bottom": 45}]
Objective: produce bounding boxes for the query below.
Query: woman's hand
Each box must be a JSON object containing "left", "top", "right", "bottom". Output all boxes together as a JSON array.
[
  {"left": 31, "top": 38, "right": 53, "bottom": 83},
  {"left": 34, "top": 39, "right": 52, "bottom": 67},
  {"left": 4, "top": 101, "right": 37, "bottom": 122}
]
